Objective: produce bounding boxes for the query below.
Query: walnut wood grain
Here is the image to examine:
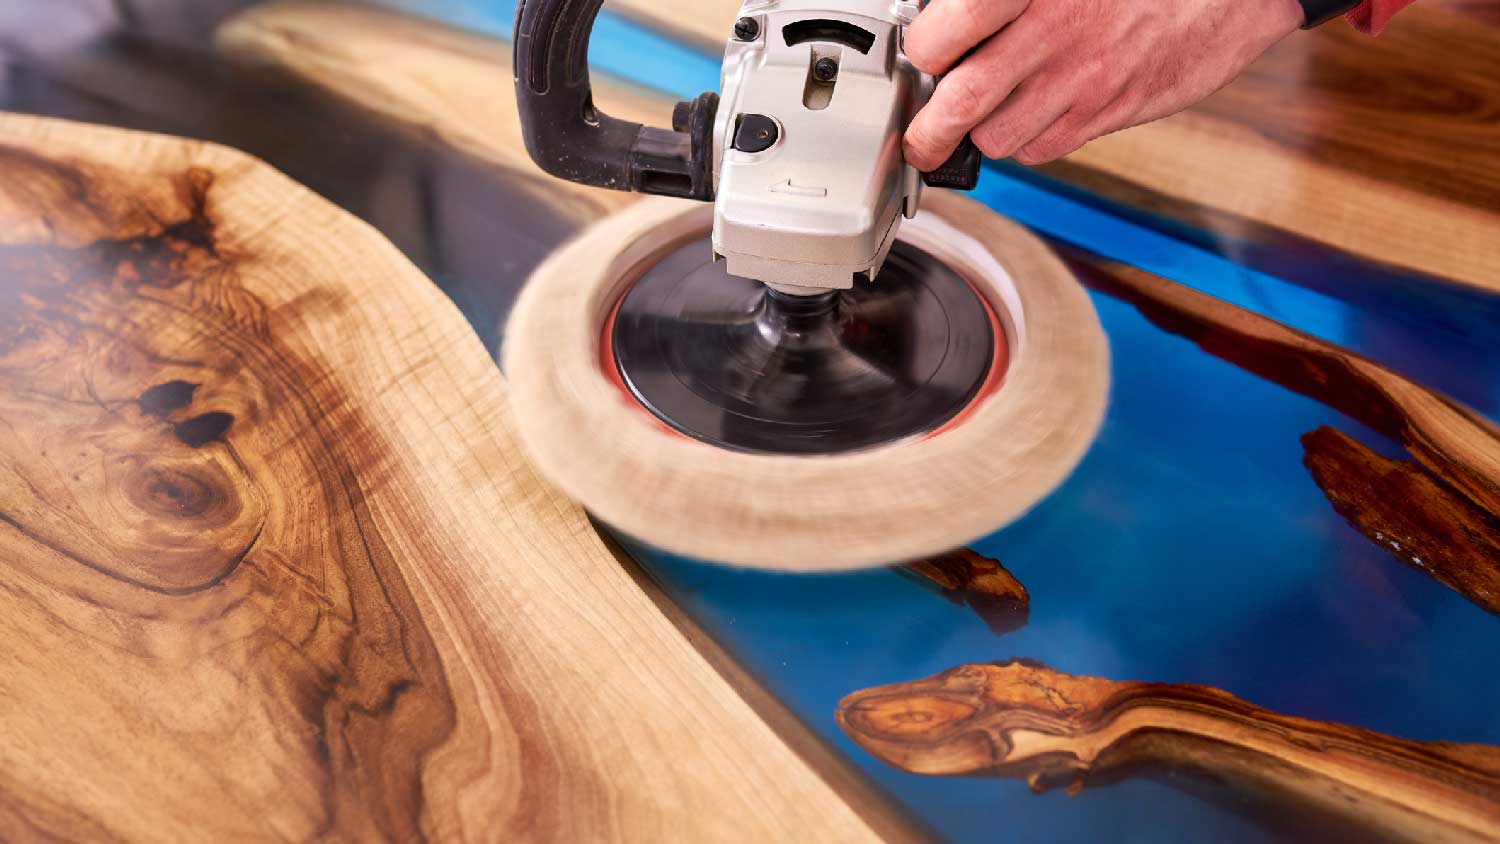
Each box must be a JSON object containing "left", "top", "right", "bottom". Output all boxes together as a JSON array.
[
  {"left": 1435, "top": 0, "right": 1500, "bottom": 25},
  {"left": 1044, "top": 4, "right": 1500, "bottom": 297},
  {"left": 838, "top": 660, "right": 1500, "bottom": 844},
  {"left": 595, "top": 525, "right": 938, "bottom": 844},
  {"left": 0, "top": 112, "right": 888, "bottom": 843},
  {"left": 1063, "top": 251, "right": 1500, "bottom": 521},
  {"left": 1302, "top": 425, "right": 1500, "bottom": 615},
  {"left": 900, "top": 548, "right": 1029, "bottom": 635},
  {"left": 606, "top": 0, "right": 738, "bottom": 48}
]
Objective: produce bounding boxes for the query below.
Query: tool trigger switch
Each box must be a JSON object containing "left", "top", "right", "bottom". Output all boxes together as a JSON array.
[
  {"left": 732, "top": 114, "right": 779, "bottom": 153},
  {"left": 922, "top": 134, "right": 982, "bottom": 191}
]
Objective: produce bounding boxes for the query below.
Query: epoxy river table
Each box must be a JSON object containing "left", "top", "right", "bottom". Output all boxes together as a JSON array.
[{"left": 2, "top": 1, "right": 1498, "bottom": 842}]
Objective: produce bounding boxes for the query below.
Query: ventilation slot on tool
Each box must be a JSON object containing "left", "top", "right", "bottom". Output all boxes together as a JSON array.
[{"left": 782, "top": 19, "right": 876, "bottom": 53}]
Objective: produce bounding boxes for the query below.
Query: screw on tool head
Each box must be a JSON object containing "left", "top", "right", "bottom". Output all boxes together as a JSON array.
[
  {"left": 733, "top": 16, "right": 760, "bottom": 41},
  {"left": 812, "top": 57, "right": 839, "bottom": 83}
]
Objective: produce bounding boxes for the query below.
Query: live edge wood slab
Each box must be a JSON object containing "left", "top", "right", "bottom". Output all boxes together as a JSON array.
[
  {"left": 216, "top": 0, "right": 669, "bottom": 226},
  {"left": 0, "top": 112, "right": 887, "bottom": 843},
  {"left": 838, "top": 661, "right": 1500, "bottom": 844}
]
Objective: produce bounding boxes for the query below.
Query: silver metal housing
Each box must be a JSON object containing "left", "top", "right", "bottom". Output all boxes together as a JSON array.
[{"left": 711, "top": 0, "right": 933, "bottom": 291}]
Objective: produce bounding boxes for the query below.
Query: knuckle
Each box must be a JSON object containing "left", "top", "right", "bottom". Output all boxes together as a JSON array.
[
  {"left": 904, "top": 123, "right": 942, "bottom": 164},
  {"left": 1078, "top": 53, "right": 1110, "bottom": 80},
  {"left": 903, "top": 34, "right": 941, "bottom": 74},
  {"left": 1015, "top": 132, "right": 1074, "bottom": 165},
  {"left": 943, "top": 73, "right": 991, "bottom": 123},
  {"left": 1074, "top": 69, "right": 1117, "bottom": 110},
  {"left": 1011, "top": 146, "right": 1046, "bottom": 165},
  {"left": 971, "top": 123, "right": 1015, "bottom": 160},
  {"left": 953, "top": 0, "right": 988, "bottom": 32},
  {"left": 1074, "top": 85, "right": 1113, "bottom": 115}
]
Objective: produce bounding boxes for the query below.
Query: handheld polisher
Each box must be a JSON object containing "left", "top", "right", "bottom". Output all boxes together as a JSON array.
[
  {"left": 513, "top": 0, "right": 997, "bottom": 454},
  {"left": 505, "top": 0, "right": 1109, "bottom": 569}
]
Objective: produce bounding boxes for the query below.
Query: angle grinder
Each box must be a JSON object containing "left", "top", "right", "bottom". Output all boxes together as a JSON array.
[{"left": 504, "top": 0, "right": 1109, "bottom": 569}]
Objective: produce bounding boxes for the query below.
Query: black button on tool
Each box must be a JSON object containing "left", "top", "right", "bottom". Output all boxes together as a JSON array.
[
  {"left": 922, "top": 133, "right": 981, "bottom": 191},
  {"left": 732, "top": 114, "right": 779, "bottom": 153}
]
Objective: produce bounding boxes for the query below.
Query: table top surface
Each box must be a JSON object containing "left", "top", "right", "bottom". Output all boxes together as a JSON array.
[{"left": 4, "top": 2, "right": 1500, "bottom": 842}]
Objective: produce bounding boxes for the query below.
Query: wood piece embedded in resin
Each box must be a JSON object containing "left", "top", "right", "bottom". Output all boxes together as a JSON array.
[
  {"left": 901, "top": 549, "right": 1030, "bottom": 635},
  {"left": 1302, "top": 425, "right": 1500, "bottom": 615},
  {"left": 838, "top": 660, "right": 1500, "bottom": 844},
  {"left": 1065, "top": 252, "right": 1500, "bottom": 519}
]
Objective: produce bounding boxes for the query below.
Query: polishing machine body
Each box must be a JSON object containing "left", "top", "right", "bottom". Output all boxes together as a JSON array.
[
  {"left": 712, "top": 1, "right": 931, "bottom": 290},
  {"left": 512, "top": 0, "right": 980, "bottom": 291}
]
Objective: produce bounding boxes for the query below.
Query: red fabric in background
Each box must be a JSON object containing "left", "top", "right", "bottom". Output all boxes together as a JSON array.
[{"left": 1347, "top": 0, "right": 1419, "bottom": 33}]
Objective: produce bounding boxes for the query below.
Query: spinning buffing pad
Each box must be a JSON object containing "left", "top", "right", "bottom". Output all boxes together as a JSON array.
[{"left": 503, "top": 193, "right": 1109, "bottom": 571}]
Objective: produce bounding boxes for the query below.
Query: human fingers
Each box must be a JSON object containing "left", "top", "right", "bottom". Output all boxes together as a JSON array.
[
  {"left": 903, "top": 24, "right": 1045, "bottom": 169},
  {"left": 904, "top": 0, "right": 1031, "bottom": 76},
  {"left": 968, "top": 76, "right": 1073, "bottom": 161},
  {"left": 1010, "top": 70, "right": 1137, "bottom": 164}
]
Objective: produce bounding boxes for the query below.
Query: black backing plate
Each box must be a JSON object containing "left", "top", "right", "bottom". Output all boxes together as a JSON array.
[{"left": 609, "top": 238, "right": 998, "bottom": 455}]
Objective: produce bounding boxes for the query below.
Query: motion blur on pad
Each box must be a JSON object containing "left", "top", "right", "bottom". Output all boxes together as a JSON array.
[{"left": 503, "top": 0, "right": 1109, "bottom": 569}]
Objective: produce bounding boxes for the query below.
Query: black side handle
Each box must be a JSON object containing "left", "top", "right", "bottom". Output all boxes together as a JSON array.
[
  {"left": 513, "top": 0, "right": 718, "bottom": 200},
  {"left": 922, "top": 135, "right": 981, "bottom": 191}
]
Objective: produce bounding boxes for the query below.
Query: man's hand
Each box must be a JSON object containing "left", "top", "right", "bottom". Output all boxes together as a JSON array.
[{"left": 902, "top": 0, "right": 1305, "bottom": 170}]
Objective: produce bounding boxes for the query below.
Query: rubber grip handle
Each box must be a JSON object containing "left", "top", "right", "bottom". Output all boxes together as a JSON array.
[
  {"left": 513, "top": 0, "right": 717, "bottom": 200},
  {"left": 922, "top": 134, "right": 981, "bottom": 191}
]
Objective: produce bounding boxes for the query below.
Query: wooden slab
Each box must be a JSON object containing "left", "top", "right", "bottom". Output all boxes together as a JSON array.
[
  {"left": 1048, "top": 5, "right": 1500, "bottom": 296},
  {"left": 0, "top": 112, "right": 887, "bottom": 843},
  {"left": 838, "top": 660, "right": 1500, "bottom": 844},
  {"left": 612, "top": 0, "right": 1500, "bottom": 296},
  {"left": 607, "top": 0, "right": 739, "bottom": 47},
  {"left": 217, "top": 1, "right": 673, "bottom": 223}
]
